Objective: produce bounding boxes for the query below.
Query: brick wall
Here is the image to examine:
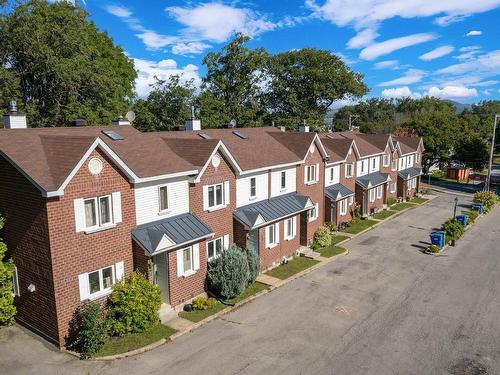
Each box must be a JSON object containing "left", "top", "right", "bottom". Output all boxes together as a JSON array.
[
  {"left": 296, "top": 142, "right": 325, "bottom": 243},
  {"left": 132, "top": 241, "right": 152, "bottom": 281},
  {"left": 46, "top": 148, "right": 136, "bottom": 346},
  {"left": 0, "top": 156, "right": 58, "bottom": 344}
]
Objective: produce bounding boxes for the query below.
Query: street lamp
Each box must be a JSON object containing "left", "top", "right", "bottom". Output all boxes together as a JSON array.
[
  {"left": 348, "top": 114, "right": 359, "bottom": 131},
  {"left": 453, "top": 196, "right": 458, "bottom": 219},
  {"left": 485, "top": 114, "right": 499, "bottom": 192}
]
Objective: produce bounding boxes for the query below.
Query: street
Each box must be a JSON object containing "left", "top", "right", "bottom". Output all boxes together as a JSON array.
[{"left": 1, "top": 193, "right": 499, "bottom": 375}]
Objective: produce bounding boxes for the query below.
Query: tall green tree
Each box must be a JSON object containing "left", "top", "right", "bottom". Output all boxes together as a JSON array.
[
  {"left": 133, "top": 75, "right": 196, "bottom": 132},
  {"left": 266, "top": 48, "right": 367, "bottom": 130},
  {"left": 201, "top": 33, "right": 268, "bottom": 128},
  {"left": 0, "top": 0, "right": 136, "bottom": 127},
  {"left": 0, "top": 214, "right": 16, "bottom": 326},
  {"left": 333, "top": 98, "right": 396, "bottom": 132}
]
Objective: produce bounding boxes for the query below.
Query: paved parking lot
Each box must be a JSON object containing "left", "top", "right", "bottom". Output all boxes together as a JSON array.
[{"left": 1, "top": 193, "right": 499, "bottom": 374}]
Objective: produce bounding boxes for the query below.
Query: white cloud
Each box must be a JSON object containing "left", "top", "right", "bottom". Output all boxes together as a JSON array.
[
  {"left": 438, "top": 50, "right": 500, "bottom": 76},
  {"left": 426, "top": 85, "right": 478, "bottom": 98},
  {"left": 482, "top": 89, "right": 492, "bottom": 95},
  {"left": 381, "top": 87, "right": 422, "bottom": 99},
  {"left": 166, "top": 3, "right": 277, "bottom": 43},
  {"left": 419, "top": 45, "right": 454, "bottom": 61},
  {"left": 466, "top": 30, "right": 482, "bottom": 36},
  {"left": 360, "top": 33, "right": 436, "bottom": 60},
  {"left": 455, "top": 45, "right": 482, "bottom": 61},
  {"left": 171, "top": 42, "right": 212, "bottom": 55},
  {"left": 133, "top": 58, "right": 202, "bottom": 98},
  {"left": 378, "top": 69, "right": 425, "bottom": 86},
  {"left": 374, "top": 60, "right": 399, "bottom": 69},
  {"left": 136, "top": 31, "right": 177, "bottom": 50},
  {"left": 434, "top": 14, "right": 469, "bottom": 26},
  {"left": 105, "top": 5, "right": 132, "bottom": 18},
  {"left": 347, "top": 28, "right": 379, "bottom": 49}
]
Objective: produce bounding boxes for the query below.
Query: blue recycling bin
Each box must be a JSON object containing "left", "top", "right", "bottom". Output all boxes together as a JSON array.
[
  {"left": 456, "top": 214, "right": 467, "bottom": 227},
  {"left": 430, "top": 231, "right": 445, "bottom": 249},
  {"left": 472, "top": 203, "right": 484, "bottom": 214}
]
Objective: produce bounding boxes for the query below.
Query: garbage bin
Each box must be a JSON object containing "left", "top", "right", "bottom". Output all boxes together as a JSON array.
[
  {"left": 456, "top": 214, "right": 468, "bottom": 227},
  {"left": 472, "top": 203, "right": 484, "bottom": 214},
  {"left": 430, "top": 231, "right": 445, "bottom": 249}
]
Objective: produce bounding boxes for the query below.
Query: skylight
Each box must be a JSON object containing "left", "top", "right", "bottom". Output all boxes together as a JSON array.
[
  {"left": 102, "top": 130, "right": 124, "bottom": 141},
  {"left": 198, "top": 133, "right": 211, "bottom": 139},
  {"left": 232, "top": 130, "right": 248, "bottom": 139}
]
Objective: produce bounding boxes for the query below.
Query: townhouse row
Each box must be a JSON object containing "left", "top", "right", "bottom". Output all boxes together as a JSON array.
[{"left": 0, "top": 115, "right": 423, "bottom": 347}]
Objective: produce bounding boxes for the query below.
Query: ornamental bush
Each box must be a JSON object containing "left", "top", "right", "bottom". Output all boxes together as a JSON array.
[
  {"left": 441, "top": 219, "right": 465, "bottom": 242},
  {"left": 473, "top": 191, "right": 497, "bottom": 213},
  {"left": 0, "top": 214, "right": 16, "bottom": 326},
  {"left": 465, "top": 210, "right": 479, "bottom": 224},
  {"left": 107, "top": 272, "right": 162, "bottom": 336},
  {"left": 313, "top": 226, "right": 332, "bottom": 248},
  {"left": 325, "top": 221, "right": 337, "bottom": 232},
  {"left": 428, "top": 244, "right": 440, "bottom": 253},
  {"left": 387, "top": 198, "right": 397, "bottom": 206},
  {"left": 67, "top": 301, "right": 107, "bottom": 359},
  {"left": 192, "top": 296, "right": 218, "bottom": 311},
  {"left": 207, "top": 245, "right": 249, "bottom": 300},
  {"left": 245, "top": 248, "right": 260, "bottom": 285}
]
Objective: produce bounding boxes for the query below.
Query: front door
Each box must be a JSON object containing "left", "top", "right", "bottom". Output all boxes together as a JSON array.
[
  {"left": 153, "top": 252, "right": 169, "bottom": 303},
  {"left": 247, "top": 229, "right": 259, "bottom": 255}
]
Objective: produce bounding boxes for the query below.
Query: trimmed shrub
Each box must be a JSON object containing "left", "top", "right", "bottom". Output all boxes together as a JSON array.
[
  {"left": 473, "top": 191, "right": 498, "bottom": 213},
  {"left": 441, "top": 219, "right": 465, "bottom": 242},
  {"left": 352, "top": 202, "right": 362, "bottom": 218},
  {"left": 245, "top": 248, "right": 260, "bottom": 285},
  {"left": 67, "top": 301, "right": 107, "bottom": 359},
  {"left": 432, "top": 170, "right": 445, "bottom": 178},
  {"left": 428, "top": 244, "right": 440, "bottom": 253},
  {"left": 192, "top": 296, "right": 218, "bottom": 311},
  {"left": 207, "top": 245, "right": 250, "bottom": 300},
  {"left": 465, "top": 210, "right": 479, "bottom": 224},
  {"left": 107, "top": 272, "right": 162, "bottom": 336},
  {"left": 0, "top": 214, "right": 16, "bottom": 326},
  {"left": 325, "top": 221, "right": 337, "bottom": 232},
  {"left": 313, "top": 226, "right": 332, "bottom": 248},
  {"left": 387, "top": 198, "right": 397, "bottom": 206}
]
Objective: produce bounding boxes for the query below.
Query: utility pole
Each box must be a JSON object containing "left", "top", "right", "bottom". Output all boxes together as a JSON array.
[
  {"left": 348, "top": 114, "right": 359, "bottom": 131},
  {"left": 485, "top": 114, "right": 499, "bottom": 191}
]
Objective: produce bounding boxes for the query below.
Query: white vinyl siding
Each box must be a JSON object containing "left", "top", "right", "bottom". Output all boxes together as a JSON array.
[
  {"left": 265, "top": 222, "right": 279, "bottom": 248},
  {"left": 325, "top": 165, "right": 340, "bottom": 187},
  {"left": 134, "top": 178, "right": 189, "bottom": 225},
  {"left": 356, "top": 159, "right": 369, "bottom": 177},
  {"left": 176, "top": 244, "right": 200, "bottom": 277},
  {"left": 74, "top": 192, "right": 121, "bottom": 233},
  {"left": 270, "top": 167, "right": 296, "bottom": 197},
  {"left": 236, "top": 172, "right": 268, "bottom": 207},
  {"left": 78, "top": 261, "right": 124, "bottom": 301},
  {"left": 284, "top": 217, "right": 296, "bottom": 240}
]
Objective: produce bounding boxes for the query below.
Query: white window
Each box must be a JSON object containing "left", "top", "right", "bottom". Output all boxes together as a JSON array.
[
  {"left": 345, "top": 164, "right": 353, "bottom": 178},
  {"left": 281, "top": 171, "right": 286, "bottom": 190},
  {"left": 407, "top": 155, "right": 414, "bottom": 167},
  {"left": 158, "top": 186, "right": 169, "bottom": 212},
  {"left": 398, "top": 158, "right": 404, "bottom": 171},
  {"left": 361, "top": 161, "right": 366, "bottom": 174},
  {"left": 176, "top": 244, "right": 200, "bottom": 277},
  {"left": 78, "top": 261, "right": 124, "bottom": 301},
  {"left": 207, "top": 237, "right": 224, "bottom": 261},
  {"left": 308, "top": 202, "right": 319, "bottom": 222},
  {"left": 383, "top": 154, "right": 390, "bottom": 167},
  {"left": 284, "top": 217, "right": 296, "bottom": 240},
  {"left": 208, "top": 183, "right": 224, "bottom": 208},
  {"left": 391, "top": 159, "right": 397, "bottom": 171},
  {"left": 12, "top": 266, "right": 19, "bottom": 297},
  {"left": 369, "top": 188, "right": 376, "bottom": 202},
  {"left": 416, "top": 153, "right": 420, "bottom": 163},
  {"left": 376, "top": 185, "right": 383, "bottom": 199},
  {"left": 340, "top": 199, "right": 348, "bottom": 216},
  {"left": 266, "top": 223, "right": 279, "bottom": 248},
  {"left": 349, "top": 196, "right": 354, "bottom": 205},
  {"left": 74, "top": 192, "right": 123, "bottom": 233},
  {"left": 372, "top": 158, "right": 376, "bottom": 169},
  {"left": 390, "top": 182, "right": 397, "bottom": 193},
  {"left": 250, "top": 177, "right": 256, "bottom": 198},
  {"left": 305, "top": 165, "right": 318, "bottom": 184}
]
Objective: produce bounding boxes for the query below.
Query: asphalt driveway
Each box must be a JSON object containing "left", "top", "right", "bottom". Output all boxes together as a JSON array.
[{"left": 1, "top": 193, "right": 499, "bottom": 375}]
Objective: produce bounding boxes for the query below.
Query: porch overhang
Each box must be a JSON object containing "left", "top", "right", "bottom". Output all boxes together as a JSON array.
[
  {"left": 132, "top": 213, "right": 214, "bottom": 256},
  {"left": 234, "top": 192, "right": 314, "bottom": 230},
  {"left": 355, "top": 171, "right": 391, "bottom": 190},
  {"left": 325, "top": 183, "right": 355, "bottom": 201},
  {"left": 398, "top": 167, "right": 422, "bottom": 180}
]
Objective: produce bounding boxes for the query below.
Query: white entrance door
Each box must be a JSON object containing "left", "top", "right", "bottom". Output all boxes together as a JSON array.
[{"left": 153, "top": 252, "right": 169, "bottom": 303}]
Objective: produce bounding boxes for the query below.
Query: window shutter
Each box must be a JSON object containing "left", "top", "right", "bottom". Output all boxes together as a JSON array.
[
  {"left": 176, "top": 249, "right": 184, "bottom": 277},
  {"left": 202, "top": 186, "right": 209, "bottom": 211},
  {"left": 193, "top": 244, "right": 200, "bottom": 271},
  {"left": 265, "top": 226, "right": 270, "bottom": 248},
  {"left": 292, "top": 216, "right": 297, "bottom": 237},
  {"left": 223, "top": 234, "right": 229, "bottom": 249},
  {"left": 112, "top": 192, "right": 122, "bottom": 223},
  {"left": 284, "top": 219, "right": 289, "bottom": 240},
  {"left": 304, "top": 166, "right": 308, "bottom": 184},
  {"left": 224, "top": 181, "right": 230, "bottom": 205},
  {"left": 78, "top": 273, "right": 89, "bottom": 301},
  {"left": 275, "top": 222, "right": 280, "bottom": 244},
  {"left": 315, "top": 164, "right": 320, "bottom": 182},
  {"left": 115, "top": 261, "right": 124, "bottom": 281},
  {"left": 74, "top": 198, "right": 85, "bottom": 232}
]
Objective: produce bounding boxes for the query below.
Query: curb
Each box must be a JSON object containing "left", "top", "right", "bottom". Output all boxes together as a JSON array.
[{"left": 90, "top": 338, "right": 168, "bottom": 361}]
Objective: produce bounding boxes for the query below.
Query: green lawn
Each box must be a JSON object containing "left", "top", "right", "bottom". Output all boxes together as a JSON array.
[
  {"left": 331, "top": 235, "right": 350, "bottom": 245},
  {"left": 411, "top": 197, "right": 429, "bottom": 204},
  {"left": 373, "top": 210, "right": 397, "bottom": 220},
  {"left": 96, "top": 324, "right": 177, "bottom": 357},
  {"left": 178, "top": 282, "right": 269, "bottom": 323},
  {"left": 390, "top": 202, "right": 417, "bottom": 211},
  {"left": 315, "top": 244, "right": 346, "bottom": 258},
  {"left": 265, "top": 256, "right": 319, "bottom": 280},
  {"left": 341, "top": 219, "right": 378, "bottom": 234}
]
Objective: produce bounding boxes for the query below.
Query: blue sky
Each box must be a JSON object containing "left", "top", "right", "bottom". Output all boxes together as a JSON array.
[{"left": 82, "top": 0, "right": 500, "bottom": 105}]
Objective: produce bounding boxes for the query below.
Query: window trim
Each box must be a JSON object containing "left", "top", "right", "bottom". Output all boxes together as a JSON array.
[
  {"left": 249, "top": 177, "right": 257, "bottom": 199},
  {"left": 280, "top": 171, "right": 286, "bottom": 190},
  {"left": 182, "top": 247, "right": 194, "bottom": 275},
  {"left": 308, "top": 202, "right": 319, "bottom": 222},
  {"left": 345, "top": 163, "right": 354, "bottom": 178},
  {"left": 305, "top": 165, "right": 317, "bottom": 184},
  {"left": 390, "top": 182, "right": 397, "bottom": 193},
  {"left": 207, "top": 182, "right": 225, "bottom": 209},
  {"left": 339, "top": 199, "right": 348, "bottom": 216},
  {"left": 266, "top": 223, "right": 278, "bottom": 248},
  {"left": 383, "top": 154, "right": 390, "bottom": 167},
  {"left": 158, "top": 185, "right": 169, "bottom": 214},
  {"left": 84, "top": 195, "right": 114, "bottom": 231},
  {"left": 284, "top": 217, "right": 295, "bottom": 240},
  {"left": 207, "top": 237, "right": 224, "bottom": 262},
  {"left": 369, "top": 188, "right": 376, "bottom": 202},
  {"left": 376, "top": 185, "right": 383, "bottom": 199},
  {"left": 87, "top": 265, "right": 115, "bottom": 300}
]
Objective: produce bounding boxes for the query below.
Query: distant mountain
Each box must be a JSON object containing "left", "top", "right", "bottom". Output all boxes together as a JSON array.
[{"left": 445, "top": 100, "right": 473, "bottom": 114}]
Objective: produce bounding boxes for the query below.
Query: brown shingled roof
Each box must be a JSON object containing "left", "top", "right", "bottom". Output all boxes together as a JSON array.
[
  {"left": 319, "top": 135, "right": 353, "bottom": 163},
  {"left": 394, "top": 136, "right": 422, "bottom": 154}
]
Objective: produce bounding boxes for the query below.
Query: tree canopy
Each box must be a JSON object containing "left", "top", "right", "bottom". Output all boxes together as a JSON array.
[{"left": 0, "top": 0, "right": 136, "bottom": 127}]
